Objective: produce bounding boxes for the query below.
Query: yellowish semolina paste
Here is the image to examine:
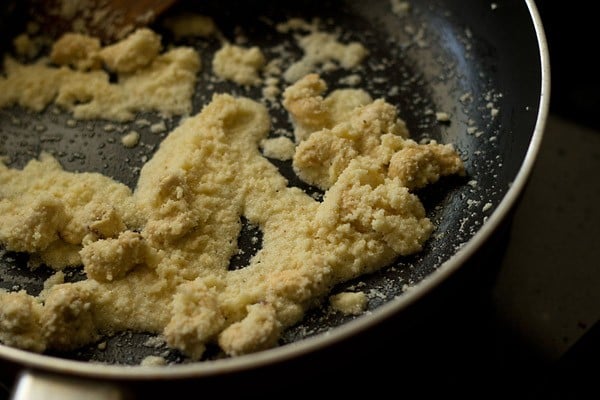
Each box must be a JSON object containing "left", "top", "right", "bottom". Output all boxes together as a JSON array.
[
  {"left": 212, "top": 43, "right": 266, "bottom": 86},
  {"left": 285, "top": 74, "right": 464, "bottom": 191},
  {"left": 0, "top": 28, "right": 201, "bottom": 121},
  {"left": 0, "top": 22, "right": 464, "bottom": 359},
  {"left": 275, "top": 18, "right": 368, "bottom": 83},
  {"left": 0, "top": 73, "right": 464, "bottom": 359}
]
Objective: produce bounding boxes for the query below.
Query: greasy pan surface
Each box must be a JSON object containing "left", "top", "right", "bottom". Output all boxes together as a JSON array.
[{"left": 0, "top": 0, "right": 548, "bottom": 379}]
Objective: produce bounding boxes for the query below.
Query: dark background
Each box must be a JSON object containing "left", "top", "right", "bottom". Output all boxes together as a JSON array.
[
  {"left": 536, "top": 1, "right": 600, "bottom": 131},
  {"left": 483, "top": 1, "right": 600, "bottom": 396}
]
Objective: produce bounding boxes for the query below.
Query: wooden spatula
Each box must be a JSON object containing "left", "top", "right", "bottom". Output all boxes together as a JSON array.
[{"left": 27, "top": 0, "right": 178, "bottom": 43}]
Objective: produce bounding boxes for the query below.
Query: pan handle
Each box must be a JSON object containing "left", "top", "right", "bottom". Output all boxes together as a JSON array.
[{"left": 10, "top": 370, "right": 130, "bottom": 400}]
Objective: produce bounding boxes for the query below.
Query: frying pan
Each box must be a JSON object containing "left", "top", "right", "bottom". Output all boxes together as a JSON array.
[{"left": 0, "top": 0, "right": 549, "bottom": 397}]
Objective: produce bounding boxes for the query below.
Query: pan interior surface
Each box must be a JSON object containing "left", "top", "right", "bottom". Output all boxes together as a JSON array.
[{"left": 0, "top": 0, "right": 546, "bottom": 376}]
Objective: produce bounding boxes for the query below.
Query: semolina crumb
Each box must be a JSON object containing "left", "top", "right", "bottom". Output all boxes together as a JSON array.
[
  {"left": 140, "top": 355, "right": 167, "bottom": 366},
  {"left": 330, "top": 292, "right": 368, "bottom": 315},
  {"left": 121, "top": 131, "right": 140, "bottom": 148},
  {"left": 150, "top": 121, "right": 167, "bottom": 134},
  {"left": 260, "top": 137, "right": 296, "bottom": 161},
  {"left": 435, "top": 111, "right": 451, "bottom": 123}
]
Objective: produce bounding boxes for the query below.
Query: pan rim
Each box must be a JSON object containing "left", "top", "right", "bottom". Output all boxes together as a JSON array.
[{"left": 0, "top": 0, "right": 551, "bottom": 381}]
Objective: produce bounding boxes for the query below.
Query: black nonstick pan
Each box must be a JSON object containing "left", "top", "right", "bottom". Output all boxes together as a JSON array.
[{"left": 0, "top": 0, "right": 549, "bottom": 397}]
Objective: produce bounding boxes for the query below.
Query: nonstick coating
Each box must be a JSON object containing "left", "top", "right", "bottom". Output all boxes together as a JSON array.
[{"left": 0, "top": 0, "right": 547, "bottom": 379}]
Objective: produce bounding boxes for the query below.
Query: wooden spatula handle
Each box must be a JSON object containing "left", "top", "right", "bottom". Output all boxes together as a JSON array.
[{"left": 27, "top": 0, "right": 178, "bottom": 43}]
